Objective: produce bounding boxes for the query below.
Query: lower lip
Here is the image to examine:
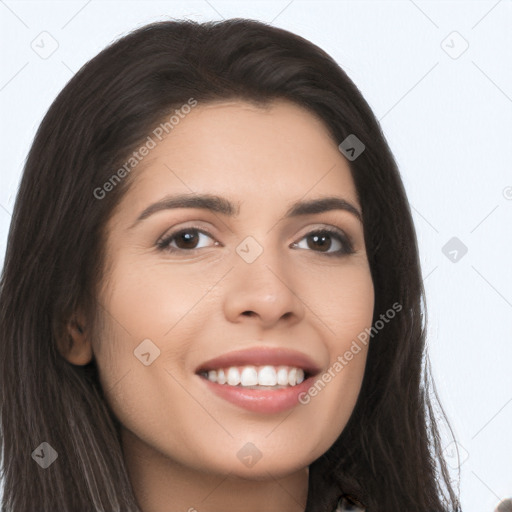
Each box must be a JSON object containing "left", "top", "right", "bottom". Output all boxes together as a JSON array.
[{"left": 198, "top": 374, "right": 314, "bottom": 414}]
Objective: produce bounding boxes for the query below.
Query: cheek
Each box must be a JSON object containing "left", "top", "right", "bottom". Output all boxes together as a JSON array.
[
  {"left": 90, "top": 307, "right": 200, "bottom": 458},
  {"left": 295, "top": 337, "right": 369, "bottom": 456},
  {"left": 98, "top": 258, "right": 215, "bottom": 344},
  {"left": 90, "top": 261, "right": 216, "bottom": 448},
  {"left": 293, "top": 262, "right": 373, "bottom": 438},
  {"left": 301, "top": 259, "right": 375, "bottom": 335}
]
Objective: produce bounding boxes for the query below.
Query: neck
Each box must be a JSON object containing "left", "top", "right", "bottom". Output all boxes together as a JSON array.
[{"left": 121, "top": 427, "right": 309, "bottom": 512}]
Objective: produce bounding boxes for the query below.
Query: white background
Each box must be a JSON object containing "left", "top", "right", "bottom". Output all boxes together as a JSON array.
[{"left": 1, "top": 1, "right": 511, "bottom": 511}]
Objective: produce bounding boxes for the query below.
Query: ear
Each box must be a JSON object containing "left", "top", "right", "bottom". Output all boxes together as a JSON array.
[{"left": 57, "top": 312, "right": 93, "bottom": 366}]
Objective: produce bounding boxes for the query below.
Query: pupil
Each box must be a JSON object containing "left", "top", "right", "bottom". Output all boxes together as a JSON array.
[
  {"left": 309, "top": 233, "right": 330, "bottom": 251},
  {"left": 179, "top": 231, "right": 198, "bottom": 248}
]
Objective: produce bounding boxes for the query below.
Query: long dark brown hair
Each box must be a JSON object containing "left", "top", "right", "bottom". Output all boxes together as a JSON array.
[{"left": 0, "top": 18, "right": 461, "bottom": 511}]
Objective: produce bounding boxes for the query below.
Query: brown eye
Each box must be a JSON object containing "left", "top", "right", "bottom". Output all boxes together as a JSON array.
[
  {"left": 157, "top": 228, "right": 217, "bottom": 253},
  {"left": 173, "top": 230, "right": 200, "bottom": 249},
  {"left": 292, "top": 228, "right": 354, "bottom": 257},
  {"left": 306, "top": 232, "right": 333, "bottom": 252}
]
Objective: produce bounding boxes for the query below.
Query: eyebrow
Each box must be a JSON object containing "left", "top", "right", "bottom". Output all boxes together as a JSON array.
[{"left": 129, "top": 193, "right": 362, "bottom": 229}]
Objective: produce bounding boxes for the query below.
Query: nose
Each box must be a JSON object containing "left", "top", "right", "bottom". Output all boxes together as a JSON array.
[{"left": 222, "top": 248, "right": 305, "bottom": 330}]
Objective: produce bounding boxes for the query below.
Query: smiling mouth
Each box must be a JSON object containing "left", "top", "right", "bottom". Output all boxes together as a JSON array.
[{"left": 197, "top": 364, "right": 313, "bottom": 390}]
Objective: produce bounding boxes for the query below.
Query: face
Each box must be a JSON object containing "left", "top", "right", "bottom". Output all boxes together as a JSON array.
[{"left": 92, "top": 99, "right": 374, "bottom": 479}]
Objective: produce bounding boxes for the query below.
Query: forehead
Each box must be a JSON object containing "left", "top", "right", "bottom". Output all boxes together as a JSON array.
[{"left": 120, "top": 99, "right": 359, "bottom": 216}]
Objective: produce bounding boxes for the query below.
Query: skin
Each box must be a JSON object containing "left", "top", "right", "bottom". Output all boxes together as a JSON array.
[{"left": 63, "top": 99, "right": 375, "bottom": 512}]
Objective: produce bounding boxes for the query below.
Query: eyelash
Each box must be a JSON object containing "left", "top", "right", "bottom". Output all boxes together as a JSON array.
[{"left": 156, "top": 225, "right": 355, "bottom": 257}]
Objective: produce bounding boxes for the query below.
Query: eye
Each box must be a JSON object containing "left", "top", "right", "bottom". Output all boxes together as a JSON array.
[
  {"left": 291, "top": 228, "right": 355, "bottom": 257},
  {"left": 156, "top": 226, "right": 355, "bottom": 257},
  {"left": 157, "top": 227, "right": 218, "bottom": 253}
]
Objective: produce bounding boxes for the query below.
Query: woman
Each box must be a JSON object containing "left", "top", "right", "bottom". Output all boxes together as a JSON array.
[{"left": 0, "top": 18, "right": 461, "bottom": 511}]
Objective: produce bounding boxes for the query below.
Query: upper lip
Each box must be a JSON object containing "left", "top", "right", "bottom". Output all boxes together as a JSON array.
[{"left": 195, "top": 346, "right": 322, "bottom": 377}]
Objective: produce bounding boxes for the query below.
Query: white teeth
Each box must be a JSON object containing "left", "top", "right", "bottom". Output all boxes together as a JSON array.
[
  {"left": 202, "top": 365, "right": 307, "bottom": 388},
  {"left": 227, "top": 367, "right": 240, "bottom": 386},
  {"left": 288, "top": 367, "right": 297, "bottom": 386},
  {"left": 276, "top": 367, "right": 289, "bottom": 386},
  {"left": 240, "top": 366, "right": 258, "bottom": 386},
  {"left": 258, "top": 365, "right": 277, "bottom": 386}
]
